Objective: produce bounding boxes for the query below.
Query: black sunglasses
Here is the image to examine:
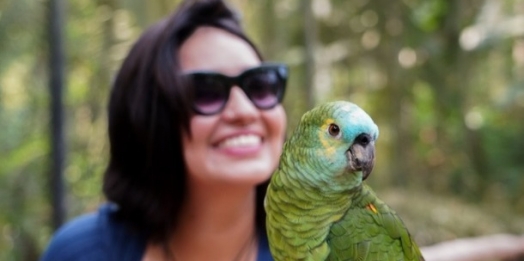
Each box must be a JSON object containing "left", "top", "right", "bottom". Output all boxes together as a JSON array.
[{"left": 183, "top": 63, "right": 288, "bottom": 115}]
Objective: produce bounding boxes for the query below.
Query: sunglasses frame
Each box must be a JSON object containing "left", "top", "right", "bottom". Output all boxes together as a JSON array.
[{"left": 183, "top": 63, "right": 289, "bottom": 116}]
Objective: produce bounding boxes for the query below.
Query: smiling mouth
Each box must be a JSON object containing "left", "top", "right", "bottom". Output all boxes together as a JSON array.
[{"left": 217, "top": 134, "right": 262, "bottom": 148}]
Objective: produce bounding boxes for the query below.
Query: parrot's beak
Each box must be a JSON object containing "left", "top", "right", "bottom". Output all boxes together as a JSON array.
[{"left": 347, "top": 133, "right": 375, "bottom": 181}]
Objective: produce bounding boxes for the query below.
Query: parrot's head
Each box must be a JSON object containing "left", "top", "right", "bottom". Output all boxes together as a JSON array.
[{"left": 287, "top": 101, "right": 379, "bottom": 190}]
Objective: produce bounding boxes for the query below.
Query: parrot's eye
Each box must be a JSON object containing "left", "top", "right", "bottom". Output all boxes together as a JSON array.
[{"left": 328, "top": 123, "right": 341, "bottom": 137}]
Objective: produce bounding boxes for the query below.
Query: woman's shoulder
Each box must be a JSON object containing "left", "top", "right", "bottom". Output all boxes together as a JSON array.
[{"left": 40, "top": 203, "right": 146, "bottom": 261}]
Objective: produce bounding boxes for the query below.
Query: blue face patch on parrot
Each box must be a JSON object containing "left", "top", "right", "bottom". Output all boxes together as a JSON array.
[{"left": 332, "top": 102, "right": 379, "bottom": 144}]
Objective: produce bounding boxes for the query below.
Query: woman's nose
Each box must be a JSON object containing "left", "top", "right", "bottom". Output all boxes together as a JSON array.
[{"left": 221, "top": 86, "right": 258, "bottom": 124}]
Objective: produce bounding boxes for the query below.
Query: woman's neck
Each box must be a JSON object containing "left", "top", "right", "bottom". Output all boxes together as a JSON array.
[{"left": 170, "top": 180, "right": 258, "bottom": 261}]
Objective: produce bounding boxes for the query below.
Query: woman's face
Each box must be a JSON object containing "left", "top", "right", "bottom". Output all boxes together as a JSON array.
[{"left": 179, "top": 26, "right": 287, "bottom": 186}]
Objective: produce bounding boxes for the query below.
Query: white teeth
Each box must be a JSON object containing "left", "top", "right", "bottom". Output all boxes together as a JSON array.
[{"left": 218, "top": 135, "right": 261, "bottom": 148}]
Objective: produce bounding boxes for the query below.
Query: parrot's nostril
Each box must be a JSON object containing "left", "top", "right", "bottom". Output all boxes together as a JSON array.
[{"left": 354, "top": 133, "right": 372, "bottom": 146}]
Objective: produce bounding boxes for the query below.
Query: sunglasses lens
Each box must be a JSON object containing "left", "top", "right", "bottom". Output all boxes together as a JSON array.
[
  {"left": 187, "top": 64, "right": 287, "bottom": 115},
  {"left": 244, "top": 69, "right": 284, "bottom": 109},
  {"left": 191, "top": 74, "right": 228, "bottom": 115}
]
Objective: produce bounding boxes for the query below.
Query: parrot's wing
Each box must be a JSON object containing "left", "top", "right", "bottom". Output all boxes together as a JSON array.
[{"left": 326, "top": 186, "right": 425, "bottom": 261}]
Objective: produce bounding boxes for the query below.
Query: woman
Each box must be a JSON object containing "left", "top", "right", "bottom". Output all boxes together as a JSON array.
[{"left": 40, "top": 0, "right": 287, "bottom": 260}]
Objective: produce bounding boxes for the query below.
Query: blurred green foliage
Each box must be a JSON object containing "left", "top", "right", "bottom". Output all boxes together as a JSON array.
[{"left": 1, "top": 0, "right": 523, "bottom": 260}]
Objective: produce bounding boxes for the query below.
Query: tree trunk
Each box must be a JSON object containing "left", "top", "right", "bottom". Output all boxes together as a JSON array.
[
  {"left": 302, "top": 0, "right": 316, "bottom": 109},
  {"left": 48, "top": 0, "right": 66, "bottom": 230}
]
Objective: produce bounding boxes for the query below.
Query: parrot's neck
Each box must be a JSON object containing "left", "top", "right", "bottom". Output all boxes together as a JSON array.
[
  {"left": 278, "top": 156, "right": 363, "bottom": 223},
  {"left": 279, "top": 146, "right": 366, "bottom": 210},
  {"left": 267, "top": 162, "right": 365, "bottom": 260}
]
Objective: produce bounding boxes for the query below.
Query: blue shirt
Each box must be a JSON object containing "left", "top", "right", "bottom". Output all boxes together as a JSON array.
[{"left": 41, "top": 204, "right": 273, "bottom": 261}]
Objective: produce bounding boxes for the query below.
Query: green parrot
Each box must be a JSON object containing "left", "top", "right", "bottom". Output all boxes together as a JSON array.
[{"left": 265, "top": 101, "right": 424, "bottom": 261}]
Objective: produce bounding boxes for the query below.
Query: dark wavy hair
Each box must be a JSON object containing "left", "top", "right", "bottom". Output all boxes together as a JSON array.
[{"left": 103, "top": 0, "right": 267, "bottom": 244}]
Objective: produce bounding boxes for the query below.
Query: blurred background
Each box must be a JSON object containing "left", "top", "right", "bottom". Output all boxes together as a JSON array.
[{"left": 1, "top": 0, "right": 523, "bottom": 260}]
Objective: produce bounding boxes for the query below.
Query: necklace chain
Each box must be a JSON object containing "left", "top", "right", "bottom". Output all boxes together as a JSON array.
[
  {"left": 170, "top": 232, "right": 257, "bottom": 261},
  {"left": 232, "top": 232, "right": 257, "bottom": 261}
]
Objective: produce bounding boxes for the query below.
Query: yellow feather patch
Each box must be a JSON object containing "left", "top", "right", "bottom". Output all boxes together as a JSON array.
[{"left": 318, "top": 118, "right": 336, "bottom": 157}]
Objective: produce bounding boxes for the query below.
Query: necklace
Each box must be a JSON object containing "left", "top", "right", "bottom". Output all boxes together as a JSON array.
[
  {"left": 170, "top": 232, "right": 258, "bottom": 261},
  {"left": 232, "top": 232, "right": 258, "bottom": 261}
]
